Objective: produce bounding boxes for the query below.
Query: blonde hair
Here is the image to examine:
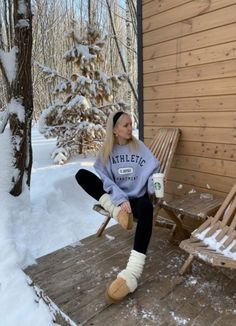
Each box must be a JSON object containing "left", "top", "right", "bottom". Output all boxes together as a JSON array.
[{"left": 98, "top": 111, "right": 140, "bottom": 164}]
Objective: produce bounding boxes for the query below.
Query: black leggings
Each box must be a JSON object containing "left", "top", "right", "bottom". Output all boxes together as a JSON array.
[{"left": 75, "top": 169, "right": 153, "bottom": 254}]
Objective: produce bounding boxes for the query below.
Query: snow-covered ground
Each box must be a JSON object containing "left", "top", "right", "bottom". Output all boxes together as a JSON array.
[{"left": 0, "top": 127, "right": 115, "bottom": 326}]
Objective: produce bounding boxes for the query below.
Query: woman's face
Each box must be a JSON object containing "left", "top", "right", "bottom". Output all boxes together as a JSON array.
[{"left": 114, "top": 114, "right": 133, "bottom": 145}]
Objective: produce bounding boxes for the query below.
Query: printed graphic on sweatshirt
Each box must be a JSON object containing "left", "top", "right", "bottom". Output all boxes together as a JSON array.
[
  {"left": 116, "top": 175, "right": 138, "bottom": 182},
  {"left": 118, "top": 167, "right": 133, "bottom": 175},
  {"left": 116, "top": 166, "right": 138, "bottom": 182},
  {"left": 112, "top": 154, "right": 146, "bottom": 167}
]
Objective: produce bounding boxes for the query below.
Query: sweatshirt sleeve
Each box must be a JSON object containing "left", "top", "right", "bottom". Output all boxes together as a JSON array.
[{"left": 94, "top": 157, "right": 128, "bottom": 206}]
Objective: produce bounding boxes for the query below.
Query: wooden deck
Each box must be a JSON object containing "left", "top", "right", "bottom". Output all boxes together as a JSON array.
[{"left": 25, "top": 225, "right": 236, "bottom": 326}]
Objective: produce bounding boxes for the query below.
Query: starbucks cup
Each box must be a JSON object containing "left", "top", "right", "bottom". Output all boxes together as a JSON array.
[{"left": 152, "top": 173, "right": 164, "bottom": 198}]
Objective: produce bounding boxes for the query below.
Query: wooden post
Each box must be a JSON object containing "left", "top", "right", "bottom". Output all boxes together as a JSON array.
[
  {"left": 96, "top": 216, "right": 112, "bottom": 237},
  {"left": 179, "top": 254, "right": 194, "bottom": 275}
]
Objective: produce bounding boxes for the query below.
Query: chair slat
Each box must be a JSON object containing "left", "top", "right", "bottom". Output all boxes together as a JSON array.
[
  {"left": 230, "top": 242, "right": 236, "bottom": 253},
  {"left": 215, "top": 226, "right": 229, "bottom": 241},
  {"left": 220, "top": 231, "right": 236, "bottom": 251},
  {"left": 212, "top": 184, "right": 236, "bottom": 224},
  {"left": 221, "top": 196, "right": 236, "bottom": 227},
  {"left": 159, "top": 132, "right": 174, "bottom": 173},
  {"left": 206, "top": 221, "right": 223, "bottom": 238},
  {"left": 193, "top": 217, "right": 213, "bottom": 235}
]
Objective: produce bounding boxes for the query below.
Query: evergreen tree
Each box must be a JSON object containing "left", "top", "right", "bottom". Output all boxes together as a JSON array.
[{"left": 39, "top": 23, "right": 128, "bottom": 164}]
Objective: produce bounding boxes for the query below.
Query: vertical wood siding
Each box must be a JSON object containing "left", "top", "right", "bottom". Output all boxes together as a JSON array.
[{"left": 142, "top": 0, "right": 236, "bottom": 199}]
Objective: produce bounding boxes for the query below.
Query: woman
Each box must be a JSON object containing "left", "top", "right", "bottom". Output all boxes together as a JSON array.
[{"left": 75, "top": 111, "right": 160, "bottom": 302}]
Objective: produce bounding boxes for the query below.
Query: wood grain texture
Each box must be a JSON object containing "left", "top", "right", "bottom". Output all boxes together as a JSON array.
[
  {"left": 143, "top": 23, "right": 236, "bottom": 61},
  {"left": 143, "top": 3, "right": 236, "bottom": 46},
  {"left": 144, "top": 42, "right": 236, "bottom": 73},
  {"left": 143, "top": 0, "right": 191, "bottom": 19},
  {"left": 144, "top": 111, "right": 236, "bottom": 128},
  {"left": 144, "top": 59, "right": 236, "bottom": 86},
  {"left": 144, "top": 77, "right": 236, "bottom": 99},
  {"left": 144, "top": 95, "right": 236, "bottom": 112},
  {"left": 144, "top": 126, "right": 236, "bottom": 144},
  {"left": 142, "top": 1, "right": 236, "bottom": 225},
  {"left": 25, "top": 225, "right": 236, "bottom": 325}
]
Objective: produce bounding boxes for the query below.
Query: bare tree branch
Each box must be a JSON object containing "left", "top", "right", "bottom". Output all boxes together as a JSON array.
[
  {"left": 0, "top": 56, "right": 11, "bottom": 98},
  {"left": 127, "top": 0, "right": 137, "bottom": 35},
  {"left": 111, "top": 34, "right": 137, "bottom": 54},
  {"left": 0, "top": 105, "right": 9, "bottom": 133},
  {"left": 105, "top": 0, "right": 138, "bottom": 102}
]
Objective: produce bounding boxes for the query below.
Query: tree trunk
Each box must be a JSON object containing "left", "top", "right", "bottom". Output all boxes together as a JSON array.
[
  {"left": 8, "top": 0, "right": 14, "bottom": 48},
  {"left": 9, "top": 0, "right": 33, "bottom": 196},
  {"left": 88, "top": 0, "right": 91, "bottom": 25}
]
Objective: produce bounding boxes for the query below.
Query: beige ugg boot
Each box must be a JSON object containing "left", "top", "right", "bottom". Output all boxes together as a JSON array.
[
  {"left": 105, "top": 250, "right": 146, "bottom": 303},
  {"left": 99, "top": 194, "right": 133, "bottom": 230}
]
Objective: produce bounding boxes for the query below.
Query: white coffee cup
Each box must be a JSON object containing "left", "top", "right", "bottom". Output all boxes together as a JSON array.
[{"left": 152, "top": 173, "right": 164, "bottom": 198}]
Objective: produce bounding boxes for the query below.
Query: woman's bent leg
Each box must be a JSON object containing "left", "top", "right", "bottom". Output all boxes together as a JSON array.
[
  {"left": 76, "top": 169, "right": 132, "bottom": 230},
  {"left": 130, "top": 195, "right": 153, "bottom": 254},
  {"left": 75, "top": 169, "right": 105, "bottom": 200}
]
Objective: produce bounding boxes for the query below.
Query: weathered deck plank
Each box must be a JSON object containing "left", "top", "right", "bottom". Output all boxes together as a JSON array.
[{"left": 25, "top": 225, "right": 236, "bottom": 325}]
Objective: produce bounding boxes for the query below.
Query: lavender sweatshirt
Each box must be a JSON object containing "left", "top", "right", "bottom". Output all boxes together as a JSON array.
[{"left": 94, "top": 140, "right": 160, "bottom": 206}]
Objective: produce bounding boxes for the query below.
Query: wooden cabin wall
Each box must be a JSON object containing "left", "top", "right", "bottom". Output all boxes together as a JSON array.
[{"left": 142, "top": 0, "right": 236, "bottom": 200}]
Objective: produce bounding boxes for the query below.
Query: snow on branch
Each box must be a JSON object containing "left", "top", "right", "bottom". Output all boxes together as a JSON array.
[
  {"left": 18, "top": 0, "right": 27, "bottom": 15},
  {"left": 15, "top": 19, "right": 30, "bottom": 29},
  {"left": 67, "top": 95, "right": 90, "bottom": 110},
  {"left": 0, "top": 98, "right": 26, "bottom": 134},
  {"left": 64, "top": 43, "right": 96, "bottom": 67},
  {"left": 15, "top": 0, "right": 30, "bottom": 29},
  {"left": 35, "top": 61, "right": 68, "bottom": 84},
  {"left": 0, "top": 47, "right": 17, "bottom": 83},
  {"left": 8, "top": 98, "right": 25, "bottom": 122}
]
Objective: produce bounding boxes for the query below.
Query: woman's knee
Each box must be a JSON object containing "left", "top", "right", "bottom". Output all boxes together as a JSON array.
[{"left": 75, "top": 168, "right": 88, "bottom": 185}]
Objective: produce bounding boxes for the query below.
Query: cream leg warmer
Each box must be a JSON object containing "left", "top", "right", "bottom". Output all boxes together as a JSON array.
[
  {"left": 99, "top": 193, "right": 133, "bottom": 230},
  {"left": 118, "top": 250, "right": 146, "bottom": 292},
  {"left": 99, "top": 193, "right": 121, "bottom": 221}
]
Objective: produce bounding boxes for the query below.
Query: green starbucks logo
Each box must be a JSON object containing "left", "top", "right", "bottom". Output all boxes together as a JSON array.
[{"left": 154, "top": 182, "right": 161, "bottom": 190}]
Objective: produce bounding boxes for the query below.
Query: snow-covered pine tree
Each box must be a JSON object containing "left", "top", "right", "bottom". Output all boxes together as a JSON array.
[{"left": 39, "top": 23, "right": 128, "bottom": 164}]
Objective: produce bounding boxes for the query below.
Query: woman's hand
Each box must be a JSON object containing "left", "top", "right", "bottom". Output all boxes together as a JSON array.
[{"left": 120, "top": 201, "right": 132, "bottom": 213}]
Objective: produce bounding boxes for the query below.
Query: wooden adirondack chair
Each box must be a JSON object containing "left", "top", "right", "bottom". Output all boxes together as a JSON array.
[
  {"left": 179, "top": 183, "right": 236, "bottom": 275},
  {"left": 93, "top": 128, "right": 181, "bottom": 237}
]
